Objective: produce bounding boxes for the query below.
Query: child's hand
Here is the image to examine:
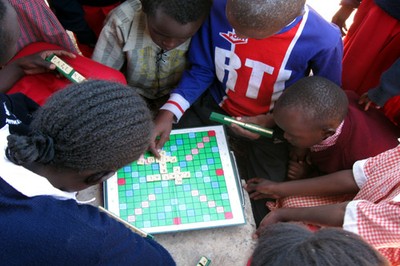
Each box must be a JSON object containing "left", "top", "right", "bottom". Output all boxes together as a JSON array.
[
  {"left": 149, "top": 110, "right": 175, "bottom": 158},
  {"left": 252, "top": 210, "right": 283, "bottom": 239},
  {"left": 230, "top": 122, "right": 260, "bottom": 139},
  {"left": 287, "top": 160, "right": 309, "bottom": 180},
  {"left": 230, "top": 114, "right": 274, "bottom": 140},
  {"left": 331, "top": 5, "right": 355, "bottom": 36},
  {"left": 12, "top": 50, "right": 76, "bottom": 75},
  {"left": 358, "top": 92, "right": 380, "bottom": 111},
  {"left": 243, "top": 177, "right": 280, "bottom": 200}
]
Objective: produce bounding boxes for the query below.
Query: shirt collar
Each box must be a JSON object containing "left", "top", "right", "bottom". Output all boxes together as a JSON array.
[
  {"left": 276, "top": 5, "right": 308, "bottom": 35},
  {"left": 0, "top": 125, "right": 77, "bottom": 201},
  {"left": 310, "top": 120, "right": 345, "bottom": 152},
  {"left": 123, "top": 10, "right": 190, "bottom": 52}
]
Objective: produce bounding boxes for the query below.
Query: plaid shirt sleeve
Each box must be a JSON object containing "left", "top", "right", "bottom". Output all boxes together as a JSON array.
[
  {"left": 91, "top": 8, "right": 128, "bottom": 70},
  {"left": 343, "top": 144, "right": 400, "bottom": 263},
  {"left": 344, "top": 199, "right": 400, "bottom": 248},
  {"left": 92, "top": 17, "right": 125, "bottom": 70}
]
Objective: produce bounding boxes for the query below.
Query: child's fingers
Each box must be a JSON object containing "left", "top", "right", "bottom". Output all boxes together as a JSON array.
[
  {"left": 247, "top": 177, "right": 263, "bottom": 183},
  {"left": 364, "top": 101, "right": 372, "bottom": 111},
  {"left": 251, "top": 193, "right": 269, "bottom": 200},
  {"left": 148, "top": 144, "right": 160, "bottom": 158},
  {"left": 40, "top": 50, "right": 77, "bottom": 60},
  {"left": 52, "top": 50, "right": 77, "bottom": 58},
  {"left": 244, "top": 179, "right": 264, "bottom": 192},
  {"left": 230, "top": 123, "right": 260, "bottom": 140},
  {"left": 155, "top": 132, "right": 170, "bottom": 151},
  {"left": 246, "top": 177, "right": 264, "bottom": 186}
]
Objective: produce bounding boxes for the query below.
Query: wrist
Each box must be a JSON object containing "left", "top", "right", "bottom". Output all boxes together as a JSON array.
[
  {"left": 272, "top": 208, "right": 288, "bottom": 223},
  {"left": 6, "top": 60, "right": 25, "bottom": 78},
  {"left": 157, "top": 109, "right": 176, "bottom": 124},
  {"left": 270, "top": 182, "right": 284, "bottom": 198},
  {"left": 260, "top": 113, "right": 275, "bottom": 128}
]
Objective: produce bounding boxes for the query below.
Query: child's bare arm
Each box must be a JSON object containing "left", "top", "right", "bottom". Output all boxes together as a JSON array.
[
  {"left": 253, "top": 202, "right": 349, "bottom": 238},
  {"left": 149, "top": 110, "right": 175, "bottom": 158},
  {"left": 0, "top": 50, "right": 76, "bottom": 93},
  {"left": 245, "top": 169, "right": 359, "bottom": 199}
]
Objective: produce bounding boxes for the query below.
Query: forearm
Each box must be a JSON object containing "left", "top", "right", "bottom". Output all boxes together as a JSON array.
[
  {"left": 340, "top": 0, "right": 361, "bottom": 8},
  {"left": 276, "top": 202, "right": 349, "bottom": 227},
  {"left": 0, "top": 63, "right": 25, "bottom": 93},
  {"left": 275, "top": 169, "right": 359, "bottom": 197}
]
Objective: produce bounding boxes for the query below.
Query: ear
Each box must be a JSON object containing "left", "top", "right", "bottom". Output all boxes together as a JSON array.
[
  {"left": 322, "top": 128, "right": 336, "bottom": 140},
  {"left": 84, "top": 171, "right": 115, "bottom": 186}
]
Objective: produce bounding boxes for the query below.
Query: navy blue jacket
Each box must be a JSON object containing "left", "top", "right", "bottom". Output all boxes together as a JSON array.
[{"left": 0, "top": 94, "right": 175, "bottom": 265}]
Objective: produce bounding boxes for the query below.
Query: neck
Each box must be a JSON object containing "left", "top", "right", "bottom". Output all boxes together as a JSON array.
[{"left": 22, "top": 163, "right": 85, "bottom": 192}]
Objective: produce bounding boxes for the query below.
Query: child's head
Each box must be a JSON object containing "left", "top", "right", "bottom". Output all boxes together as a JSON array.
[
  {"left": 251, "top": 223, "right": 389, "bottom": 266},
  {"left": 6, "top": 80, "right": 153, "bottom": 192},
  {"left": 273, "top": 76, "right": 348, "bottom": 149},
  {"left": 140, "top": 0, "right": 212, "bottom": 51},
  {"left": 0, "top": 0, "right": 20, "bottom": 65},
  {"left": 226, "top": 0, "right": 305, "bottom": 39}
]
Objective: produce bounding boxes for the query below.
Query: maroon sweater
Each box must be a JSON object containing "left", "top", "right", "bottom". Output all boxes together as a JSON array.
[{"left": 310, "top": 91, "right": 400, "bottom": 174}]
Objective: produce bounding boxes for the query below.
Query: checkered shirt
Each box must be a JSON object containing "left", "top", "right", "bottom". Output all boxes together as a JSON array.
[
  {"left": 343, "top": 144, "right": 400, "bottom": 263},
  {"left": 310, "top": 120, "right": 344, "bottom": 152},
  {"left": 267, "top": 145, "right": 400, "bottom": 264}
]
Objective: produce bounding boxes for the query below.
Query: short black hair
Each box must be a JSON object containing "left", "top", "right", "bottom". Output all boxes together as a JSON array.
[
  {"left": 227, "top": 0, "right": 305, "bottom": 31},
  {"left": 251, "top": 223, "right": 388, "bottom": 266},
  {"left": 141, "top": 0, "right": 212, "bottom": 24},
  {"left": 7, "top": 80, "right": 153, "bottom": 172},
  {"left": 274, "top": 76, "right": 348, "bottom": 126}
]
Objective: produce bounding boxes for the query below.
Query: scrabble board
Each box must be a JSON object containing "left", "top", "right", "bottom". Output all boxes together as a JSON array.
[{"left": 104, "top": 126, "right": 245, "bottom": 234}]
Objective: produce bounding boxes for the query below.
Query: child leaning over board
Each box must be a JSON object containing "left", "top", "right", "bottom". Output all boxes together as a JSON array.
[
  {"left": 150, "top": 0, "right": 343, "bottom": 227},
  {"left": 0, "top": 79, "right": 175, "bottom": 265},
  {"left": 92, "top": 0, "right": 212, "bottom": 110},
  {"left": 245, "top": 143, "right": 400, "bottom": 264},
  {"left": 245, "top": 76, "right": 400, "bottom": 264},
  {"left": 273, "top": 76, "right": 400, "bottom": 181}
]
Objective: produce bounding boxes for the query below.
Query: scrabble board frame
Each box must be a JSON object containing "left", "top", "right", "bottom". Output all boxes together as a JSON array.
[{"left": 103, "top": 125, "right": 245, "bottom": 234}]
